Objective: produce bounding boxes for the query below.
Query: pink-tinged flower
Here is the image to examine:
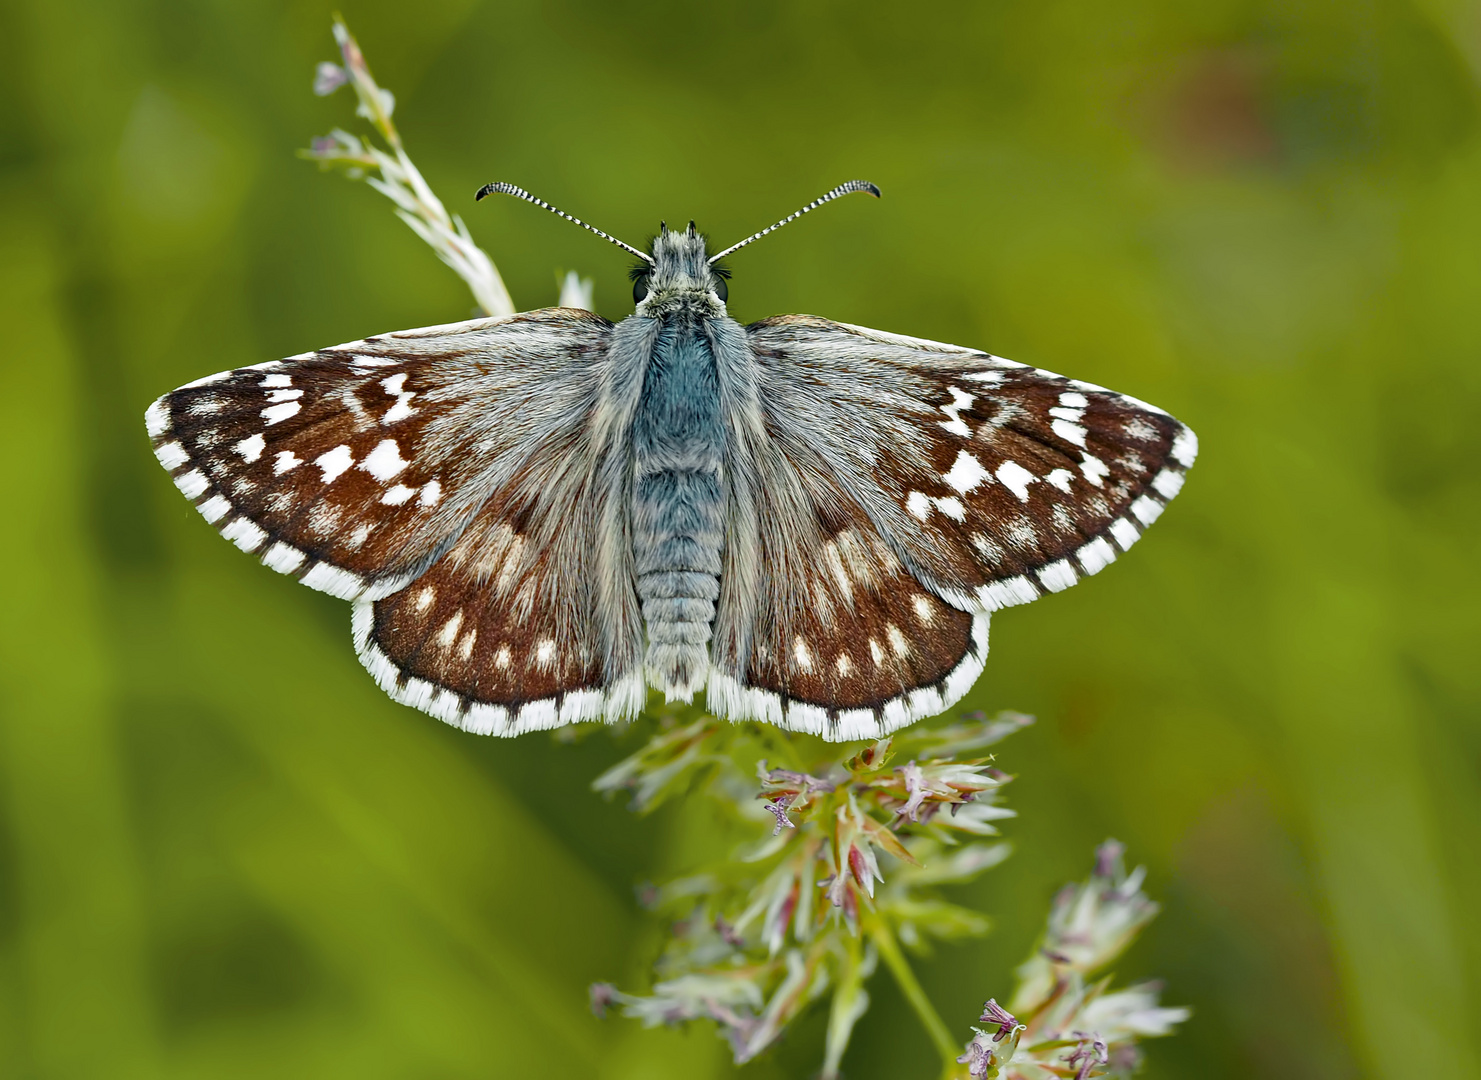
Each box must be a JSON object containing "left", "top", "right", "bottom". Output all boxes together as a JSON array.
[
  {"left": 979, "top": 998, "right": 1019, "bottom": 1041},
  {"left": 765, "top": 798, "right": 795, "bottom": 835},
  {"left": 314, "top": 62, "right": 348, "bottom": 96},
  {"left": 589, "top": 982, "right": 620, "bottom": 1018},
  {"left": 1065, "top": 1032, "right": 1108, "bottom": 1079},
  {"left": 957, "top": 1030, "right": 996, "bottom": 1077},
  {"left": 1010, "top": 838, "right": 1160, "bottom": 1014}
]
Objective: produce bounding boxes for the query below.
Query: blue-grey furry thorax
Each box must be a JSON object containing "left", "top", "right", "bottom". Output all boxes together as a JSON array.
[{"left": 622, "top": 226, "right": 732, "bottom": 698}]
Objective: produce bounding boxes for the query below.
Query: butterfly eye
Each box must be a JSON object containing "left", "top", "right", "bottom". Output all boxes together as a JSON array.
[
  {"left": 633, "top": 275, "right": 651, "bottom": 304},
  {"left": 712, "top": 275, "right": 728, "bottom": 303}
]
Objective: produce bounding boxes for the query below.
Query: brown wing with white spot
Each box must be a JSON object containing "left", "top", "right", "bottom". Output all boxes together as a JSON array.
[
  {"left": 746, "top": 315, "right": 1197, "bottom": 615},
  {"left": 145, "top": 309, "right": 614, "bottom": 601},
  {"left": 706, "top": 485, "right": 990, "bottom": 740},
  {"left": 352, "top": 439, "right": 646, "bottom": 735}
]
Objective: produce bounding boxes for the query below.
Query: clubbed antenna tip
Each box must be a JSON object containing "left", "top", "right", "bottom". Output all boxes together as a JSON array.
[
  {"left": 476, "top": 181, "right": 654, "bottom": 264},
  {"left": 707, "top": 180, "right": 881, "bottom": 263}
]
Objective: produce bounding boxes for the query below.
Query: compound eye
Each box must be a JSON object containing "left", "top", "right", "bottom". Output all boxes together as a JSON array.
[
  {"left": 633, "top": 275, "right": 651, "bottom": 304},
  {"left": 712, "top": 274, "right": 728, "bottom": 303}
]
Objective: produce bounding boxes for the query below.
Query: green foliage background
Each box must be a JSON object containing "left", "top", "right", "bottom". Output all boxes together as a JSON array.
[{"left": 2, "top": 0, "right": 1479, "bottom": 1077}]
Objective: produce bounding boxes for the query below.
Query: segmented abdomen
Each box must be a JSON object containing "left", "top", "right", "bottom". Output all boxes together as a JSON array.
[{"left": 630, "top": 321, "right": 725, "bottom": 699}]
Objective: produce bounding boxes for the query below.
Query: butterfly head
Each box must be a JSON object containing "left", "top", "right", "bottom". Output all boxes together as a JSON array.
[
  {"left": 631, "top": 222, "right": 728, "bottom": 316},
  {"left": 475, "top": 180, "right": 879, "bottom": 318}
]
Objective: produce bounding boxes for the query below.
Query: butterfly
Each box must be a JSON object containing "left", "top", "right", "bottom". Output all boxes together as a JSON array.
[{"left": 145, "top": 180, "right": 1196, "bottom": 741}]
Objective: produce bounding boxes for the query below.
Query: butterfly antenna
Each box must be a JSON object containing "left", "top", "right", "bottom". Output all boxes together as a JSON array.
[
  {"left": 476, "top": 182, "right": 655, "bottom": 265},
  {"left": 707, "top": 180, "right": 881, "bottom": 264}
]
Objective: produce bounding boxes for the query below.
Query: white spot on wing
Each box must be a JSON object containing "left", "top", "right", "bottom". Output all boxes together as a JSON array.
[
  {"left": 438, "top": 612, "right": 463, "bottom": 649},
  {"left": 906, "top": 491, "right": 932, "bottom": 520},
  {"left": 995, "top": 460, "right": 1037, "bottom": 502},
  {"left": 912, "top": 595, "right": 934, "bottom": 623},
  {"left": 262, "top": 401, "right": 301, "bottom": 425},
  {"left": 415, "top": 586, "right": 435, "bottom": 612},
  {"left": 887, "top": 624, "right": 909, "bottom": 657},
  {"left": 937, "top": 386, "right": 975, "bottom": 437},
  {"left": 794, "top": 637, "right": 814, "bottom": 672},
  {"left": 380, "top": 373, "right": 417, "bottom": 425},
  {"left": 869, "top": 639, "right": 884, "bottom": 664},
  {"left": 935, "top": 496, "right": 965, "bottom": 521},
  {"left": 315, "top": 445, "right": 354, "bottom": 483},
  {"left": 836, "top": 653, "right": 853, "bottom": 676},
  {"left": 234, "top": 433, "right": 265, "bottom": 463},
  {"left": 264, "top": 388, "right": 303, "bottom": 403},
  {"left": 1079, "top": 454, "right": 1110, "bottom": 487},
  {"left": 1059, "top": 391, "right": 1089, "bottom": 408},
  {"left": 260, "top": 373, "right": 292, "bottom": 388},
  {"left": 418, "top": 479, "right": 441, "bottom": 507},
  {"left": 1046, "top": 468, "right": 1074, "bottom": 492},
  {"left": 1051, "top": 419, "right": 1088, "bottom": 447},
  {"left": 381, "top": 484, "right": 416, "bottom": 505},
  {"left": 942, "top": 450, "right": 990, "bottom": 493},
  {"left": 535, "top": 639, "right": 556, "bottom": 668},
  {"left": 274, "top": 451, "right": 301, "bottom": 475},
  {"left": 359, "top": 439, "right": 409, "bottom": 482}
]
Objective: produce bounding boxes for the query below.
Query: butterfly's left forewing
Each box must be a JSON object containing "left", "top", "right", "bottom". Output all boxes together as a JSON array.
[{"left": 747, "top": 316, "right": 1197, "bottom": 614}]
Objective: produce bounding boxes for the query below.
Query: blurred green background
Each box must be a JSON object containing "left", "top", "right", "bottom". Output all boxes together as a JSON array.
[{"left": 2, "top": 0, "right": 1479, "bottom": 1077}]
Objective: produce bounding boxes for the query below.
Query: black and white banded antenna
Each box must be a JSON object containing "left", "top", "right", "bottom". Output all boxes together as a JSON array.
[
  {"left": 707, "top": 180, "right": 881, "bottom": 264},
  {"left": 476, "top": 182, "right": 655, "bottom": 265}
]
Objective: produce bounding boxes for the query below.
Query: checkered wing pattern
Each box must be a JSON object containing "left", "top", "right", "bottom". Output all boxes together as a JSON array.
[
  {"left": 146, "top": 309, "right": 644, "bottom": 730},
  {"left": 709, "top": 315, "right": 1196, "bottom": 739},
  {"left": 146, "top": 310, "right": 612, "bottom": 601}
]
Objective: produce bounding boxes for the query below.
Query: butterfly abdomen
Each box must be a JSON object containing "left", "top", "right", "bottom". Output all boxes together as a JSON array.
[{"left": 632, "top": 320, "right": 725, "bottom": 700}]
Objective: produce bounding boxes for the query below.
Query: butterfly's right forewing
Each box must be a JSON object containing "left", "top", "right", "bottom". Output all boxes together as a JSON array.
[{"left": 147, "top": 309, "right": 614, "bottom": 601}]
